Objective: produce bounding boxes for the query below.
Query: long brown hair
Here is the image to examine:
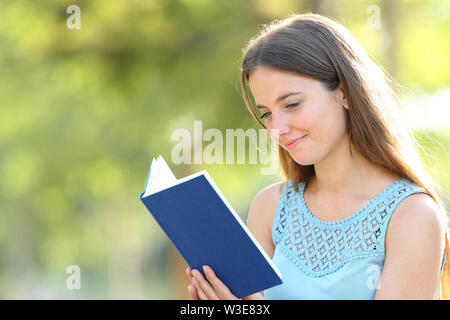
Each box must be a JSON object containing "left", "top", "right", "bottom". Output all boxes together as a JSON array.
[{"left": 240, "top": 13, "right": 449, "bottom": 299}]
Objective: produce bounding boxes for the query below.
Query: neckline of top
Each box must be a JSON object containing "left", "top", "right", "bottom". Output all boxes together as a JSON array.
[{"left": 298, "top": 176, "right": 407, "bottom": 226}]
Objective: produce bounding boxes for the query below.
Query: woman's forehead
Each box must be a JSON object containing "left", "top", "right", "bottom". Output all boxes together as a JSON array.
[{"left": 249, "top": 67, "right": 317, "bottom": 100}]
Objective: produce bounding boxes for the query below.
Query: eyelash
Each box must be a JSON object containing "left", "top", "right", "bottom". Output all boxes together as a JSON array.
[{"left": 259, "top": 102, "right": 300, "bottom": 120}]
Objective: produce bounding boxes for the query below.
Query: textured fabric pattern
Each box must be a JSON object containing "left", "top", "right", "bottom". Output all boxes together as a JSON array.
[{"left": 264, "top": 177, "right": 433, "bottom": 299}]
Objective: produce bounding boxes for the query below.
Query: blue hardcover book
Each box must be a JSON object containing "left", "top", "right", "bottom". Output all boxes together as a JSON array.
[{"left": 139, "top": 155, "right": 283, "bottom": 299}]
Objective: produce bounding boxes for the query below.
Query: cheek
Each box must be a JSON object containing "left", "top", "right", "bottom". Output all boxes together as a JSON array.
[
  {"left": 307, "top": 98, "right": 347, "bottom": 142},
  {"left": 320, "top": 105, "right": 348, "bottom": 145}
]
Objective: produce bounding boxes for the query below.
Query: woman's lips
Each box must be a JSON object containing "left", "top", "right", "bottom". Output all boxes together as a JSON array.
[{"left": 285, "top": 135, "right": 307, "bottom": 150}]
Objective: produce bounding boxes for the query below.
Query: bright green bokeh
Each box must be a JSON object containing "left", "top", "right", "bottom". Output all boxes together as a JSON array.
[{"left": 0, "top": 0, "right": 448, "bottom": 299}]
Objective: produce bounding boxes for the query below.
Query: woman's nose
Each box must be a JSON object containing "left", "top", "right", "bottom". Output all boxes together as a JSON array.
[{"left": 269, "top": 114, "right": 291, "bottom": 138}]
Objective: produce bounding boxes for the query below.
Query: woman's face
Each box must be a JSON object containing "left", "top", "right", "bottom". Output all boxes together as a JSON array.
[{"left": 248, "top": 65, "right": 349, "bottom": 166}]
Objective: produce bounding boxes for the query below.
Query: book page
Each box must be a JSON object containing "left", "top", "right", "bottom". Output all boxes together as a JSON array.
[{"left": 143, "top": 155, "right": 178, "bottom": 197}]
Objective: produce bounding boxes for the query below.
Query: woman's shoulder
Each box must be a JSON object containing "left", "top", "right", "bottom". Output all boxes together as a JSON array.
[
  {"left": 247, "top": 180, "right": 288, "bottom": 225},
  {"left": 385, "top": 181, "right": 446, "bottom": 265},
  {"left": 251, "top": 180, "right": 287, "bottom": 209},
  {"left": 388, "top": 191, "right": 445, "bottom": 239},
  {"left": 246, "top": 180, "right": 289, "bottom": 256},
  {"left": 386, "top": 173, "right": 444, "bottom": 229}
]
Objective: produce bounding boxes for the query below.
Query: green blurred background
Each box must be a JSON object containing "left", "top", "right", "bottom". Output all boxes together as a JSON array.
[{"left": 0, "top": 0, "right": 448, "bottom": 299}]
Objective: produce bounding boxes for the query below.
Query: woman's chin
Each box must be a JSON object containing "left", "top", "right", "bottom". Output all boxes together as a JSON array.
[{"left": 290, "top": 154, "right": 315, "bottom": 166}]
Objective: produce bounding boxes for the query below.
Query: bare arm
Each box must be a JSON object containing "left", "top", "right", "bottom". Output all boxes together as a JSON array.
[
  {"left": 374, "top": 193, "right": 446, "bottom": 299},
  {"left": 243, "top": 181, "right": 285, "bottom": 299}
]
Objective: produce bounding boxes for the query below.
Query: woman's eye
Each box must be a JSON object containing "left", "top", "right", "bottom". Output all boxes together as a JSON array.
[
  {"left": 259, "top": 102, "right": 299, "bottom": 119},
  {"left": 259, "top": 112, "right": 270, "bottom": 120},
  {"left": 286, "top": 102, "right": 300, "bottom": 108}
]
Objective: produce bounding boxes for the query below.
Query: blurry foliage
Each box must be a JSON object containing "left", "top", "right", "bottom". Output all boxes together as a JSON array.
[{"left": 0, "top": 0, "right": 448, "bottom": 298}]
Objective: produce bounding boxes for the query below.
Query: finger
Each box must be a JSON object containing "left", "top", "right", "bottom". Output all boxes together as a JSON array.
[
  {"left": 187, "top": 284, "right": 199, "bottom": 300},
  {"left": 186, "top": 267, "right": 193, "bottom": 278},
  {"left": 192, "top": 275, "right": 209, "bottom": 300},
  {"left": 203, "top": 265, "right": 238, "bottom": 300},
  {"left": 192, "top": 269, "right": 219, "bottom": 300}
]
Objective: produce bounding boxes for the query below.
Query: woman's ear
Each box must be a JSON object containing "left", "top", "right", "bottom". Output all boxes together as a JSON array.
[
  {"left": 343, "top": 97, "right": 349, "bottom": 110},
  {"left": 337, "top": 82, "right": 349, "bottom": 110}
]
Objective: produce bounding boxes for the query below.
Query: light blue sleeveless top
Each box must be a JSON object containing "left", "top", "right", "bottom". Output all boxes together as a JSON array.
[{"left": 264, "top": 177, "right": 444, "bottom": 300}]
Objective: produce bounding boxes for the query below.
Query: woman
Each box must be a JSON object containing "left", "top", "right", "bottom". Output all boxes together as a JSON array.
[{"left": 185, "top": 13, "right": 449, "bottom": 300}]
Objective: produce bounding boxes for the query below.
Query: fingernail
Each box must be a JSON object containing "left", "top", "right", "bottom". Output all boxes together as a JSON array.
[{"left": 202, "top": 265, "right": 208, "bottom": 275}]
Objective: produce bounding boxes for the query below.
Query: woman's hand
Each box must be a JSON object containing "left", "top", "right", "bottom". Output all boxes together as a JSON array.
[
  {"left": 185, "top": 265, "right": 265, "bottom": 300},
  {"left": 186, "top": 265, "right": 239, "bottom": 300}
]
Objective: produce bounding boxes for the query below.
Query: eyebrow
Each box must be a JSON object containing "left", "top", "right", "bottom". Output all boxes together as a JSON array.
[{"left": 256, "top": 91, "right": 303, "bottom": 109}]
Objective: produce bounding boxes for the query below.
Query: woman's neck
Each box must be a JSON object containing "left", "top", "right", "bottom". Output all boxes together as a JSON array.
[{"left": 310, "top": 142, "right": 399, "bottom": 198}]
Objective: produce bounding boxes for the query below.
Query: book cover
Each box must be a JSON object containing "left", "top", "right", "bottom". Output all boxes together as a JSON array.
[{"left": 139, "top": 156, "right": 283, "bottom": 298}]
